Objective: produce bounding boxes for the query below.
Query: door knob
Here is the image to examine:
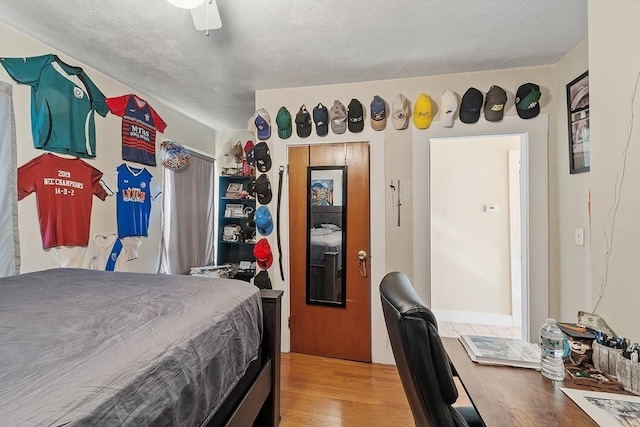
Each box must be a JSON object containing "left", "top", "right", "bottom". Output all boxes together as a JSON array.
[{"left": 357, "top": 251, "right": 368, "bottom": 277}]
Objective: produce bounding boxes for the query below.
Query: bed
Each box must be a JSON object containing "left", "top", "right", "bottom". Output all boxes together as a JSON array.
[
  {"left": 308, "top": 206, "right": 344, "bottom": 303},
  {"left": 0, "top": 268, "right": 282, "bottom": 427}
]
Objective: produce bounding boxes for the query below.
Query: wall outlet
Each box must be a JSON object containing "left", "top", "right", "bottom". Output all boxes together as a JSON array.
[{"left": 574, "top": 228, "right": 585, "bottom": 246}]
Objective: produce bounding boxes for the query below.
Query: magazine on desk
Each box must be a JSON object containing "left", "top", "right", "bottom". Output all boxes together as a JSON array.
[{"left": 459, "top": 334, "right": 541, "bottom": 370}]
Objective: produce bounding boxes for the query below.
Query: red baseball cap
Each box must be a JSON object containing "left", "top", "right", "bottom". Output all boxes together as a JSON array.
[{"left": 253, "top": 238, "right": 273, "bottom": 269}]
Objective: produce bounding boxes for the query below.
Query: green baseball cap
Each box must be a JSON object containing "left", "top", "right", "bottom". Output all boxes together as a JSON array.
[{"left": 276, "top": 106, "right": 292, "bottom": 139}]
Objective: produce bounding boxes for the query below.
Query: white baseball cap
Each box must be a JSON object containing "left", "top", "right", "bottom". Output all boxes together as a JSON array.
[
  {"left": 391, "top": 94, "right": 411, "bottom": 130},
  {"left": 440, "top": 90, "right": 459, "bottom": 128}
]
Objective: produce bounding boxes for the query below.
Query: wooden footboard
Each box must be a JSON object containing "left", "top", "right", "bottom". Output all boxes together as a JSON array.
[{"left": 224, "top": 289, "right": 282, "bottom": 427}]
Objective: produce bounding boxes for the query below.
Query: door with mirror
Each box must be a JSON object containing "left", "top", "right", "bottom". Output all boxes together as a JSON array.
[{"left": 289, "top": 142, "right": 371, "bottom": 362}]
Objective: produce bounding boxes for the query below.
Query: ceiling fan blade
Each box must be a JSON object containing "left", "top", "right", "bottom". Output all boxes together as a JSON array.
[{"left": 191, "top": 0, "right": 222, "bottom": 31}]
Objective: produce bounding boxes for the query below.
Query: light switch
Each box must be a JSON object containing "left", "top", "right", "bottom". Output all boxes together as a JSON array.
[
  {"left": 485, "top": 204, "right": 499, "bottom": 213},
  {"left": 574, "top": 228, "right": 585, "bottom": 246}
]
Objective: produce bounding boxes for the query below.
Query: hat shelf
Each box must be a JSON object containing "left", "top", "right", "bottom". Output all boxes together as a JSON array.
[{"left": 217, "top": 174, "right": 256, "bottom": 282}]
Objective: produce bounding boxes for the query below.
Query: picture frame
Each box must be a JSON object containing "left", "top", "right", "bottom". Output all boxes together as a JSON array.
[
  {"left": 560, "top": 388, "right": 640, "bottom": 426},
  {"left": 226, "top": 182, "right": 243, "bottom": 193},
  {"left": 566, "top": 71, "right": 590, "bottom": 174}
]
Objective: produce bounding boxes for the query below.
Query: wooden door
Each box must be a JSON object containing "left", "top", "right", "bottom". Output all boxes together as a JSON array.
[{"left": 289, "top": 142, "right": 371, "bottom": 362}]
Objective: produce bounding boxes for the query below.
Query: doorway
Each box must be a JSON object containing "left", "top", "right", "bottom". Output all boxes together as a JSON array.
[
  {"left": 429, "top": 135, "right": 526, "bottom": 335},
  {"left": 288, "top": 142, "right": 371, "bottom": 362}
]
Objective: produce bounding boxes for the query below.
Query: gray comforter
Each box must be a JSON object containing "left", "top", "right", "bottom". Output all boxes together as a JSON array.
[{"left": 0, "top": 268, "right": 262, "bottom": 426}]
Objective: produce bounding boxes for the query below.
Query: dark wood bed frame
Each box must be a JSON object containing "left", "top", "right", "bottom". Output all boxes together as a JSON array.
[{"left": 220, "top": 289, "right": 283, "bottom": 427}]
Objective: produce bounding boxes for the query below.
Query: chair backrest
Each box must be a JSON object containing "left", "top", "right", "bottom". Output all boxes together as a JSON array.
[{"left": 380, "top": 271, "right": 469, "bottom": 427}]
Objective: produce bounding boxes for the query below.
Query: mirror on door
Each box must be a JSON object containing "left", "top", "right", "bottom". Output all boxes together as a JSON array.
[{"left": 306, "top": 166, "right": 347, "bottom": 307}]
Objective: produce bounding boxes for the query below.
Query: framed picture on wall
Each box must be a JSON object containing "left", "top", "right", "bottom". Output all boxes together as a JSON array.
[{"left": 566, "top": 71, "right": 590, "bottom": 174}]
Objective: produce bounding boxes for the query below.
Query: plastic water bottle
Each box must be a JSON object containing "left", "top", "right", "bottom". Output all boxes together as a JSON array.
[{"left": 539, "top": 318, "right": 565, "bottom": 381}]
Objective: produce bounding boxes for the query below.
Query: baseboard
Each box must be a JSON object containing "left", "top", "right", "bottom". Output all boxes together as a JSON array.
[{"left": 432, "top": 309, "right": 514, "bottom": 326}]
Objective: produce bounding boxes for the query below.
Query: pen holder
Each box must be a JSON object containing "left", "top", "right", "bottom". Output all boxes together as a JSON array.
[
  {"left": 592, "top": 341, "right": 622, "bottom": 376},
  {"left": 616, "top": 354, "right": 640, "bottom": 396}
]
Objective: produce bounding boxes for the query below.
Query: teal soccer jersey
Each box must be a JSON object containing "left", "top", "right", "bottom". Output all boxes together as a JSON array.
[{"left": 1, "top": 54, "right": 108, "bottom": 158}]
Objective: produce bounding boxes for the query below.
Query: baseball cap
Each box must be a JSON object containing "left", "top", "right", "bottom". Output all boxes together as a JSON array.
[
  {"left": 252, "top": 141, "right": 271, "bottom": 173},
  {"left": 247, "top": 112, "right": 257, "bottom": 136},
  {"left": 254, "top": 108, "right": 271, "bottom": 140},
  {"left": 459, "top": 87, "right": 484, "bottom": 124},
  {"left": 244, "top": 140, "right": 254, "bottom": 164},
  {"left": 254, "top": 270, "right": 272, "bottom": 289},
  {"left": 231, "top": 141, "right": 244, "bottom": 163},
  {"left": 440, "top": 90, "right": 458, "bottom": 127},
  {"left": 484, "top": 85, "right": 507, "bottom": 122},
  {"left": 295, "top": 105, "right": 312, "bottom": 138},
  {"left": 313, "top": 103, "right": 329, "bottom": 136},
  {"left": 515, "top": 83, "right": 542, "bottom": 119},
  {"left": 275, "top": 106, "right": 292, "bottom": 139},
  {"left": 370, "top": 95, "right": 387, "bottom": 131},
  {"left": 220, "top": 140, "right": 234, "bottom": 165},
  {"left": 330, "top": 100, "right": 347, "bottom": 134},
  {"left": 347, "top": 98, "right": 364, "bottom": 133},
  {"left": 413, "top": 93, "right": 433, "bottom": 129},
  {"left": 250, "top": 173, "right": 272, "bottom": 204},
  {"left": 255, "top": 205, "right": 273, "bottom": 236},
  {"left": 253, "top": 238, "right": 273, "bottom": 269},
  {"left": 391, "top": 94, "right": 411, "bottom": 130}
]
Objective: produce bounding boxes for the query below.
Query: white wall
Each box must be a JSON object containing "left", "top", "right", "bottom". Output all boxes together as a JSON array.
[
  {"left": 430, "top": 135, "right": 520, "bottom": 316},
  {"left": 552, "top": 41, "right": 592, "bottom": 322},
  {"left": 1, "top": 23, "right": 215, "bottom": 274},
  {"left": 587, "top": 0, "right": 640, "bottom": 342}
]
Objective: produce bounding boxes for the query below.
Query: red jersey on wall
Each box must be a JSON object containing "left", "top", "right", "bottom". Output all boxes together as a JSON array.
[{"left": 17, "top": 153, "right": 108, "bottom": 249}]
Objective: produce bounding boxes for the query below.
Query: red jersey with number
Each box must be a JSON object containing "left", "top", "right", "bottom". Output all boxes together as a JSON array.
[{"left": 17, "top": 153, "right": 108, "bottom": 249}]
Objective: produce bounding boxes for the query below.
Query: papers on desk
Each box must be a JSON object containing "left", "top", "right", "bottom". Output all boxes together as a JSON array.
[
  {"left": 459, "top": 335, "right": 541, "bottom": 370},
  {"left": 560, "top": 388, "right": 640, "bottom": 426}
]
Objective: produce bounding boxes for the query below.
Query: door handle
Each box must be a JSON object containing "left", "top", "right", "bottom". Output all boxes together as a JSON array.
[{"left": 357, "top": 250, "right": 368, "bottom": 277}]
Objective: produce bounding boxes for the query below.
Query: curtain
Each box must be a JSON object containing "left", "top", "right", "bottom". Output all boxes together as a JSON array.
[
  {"left": 159, "top": 149, "right": 215, "bottom": 274},
  {"left": 0, "top": 81, "right": 20, "bottom": 277}
]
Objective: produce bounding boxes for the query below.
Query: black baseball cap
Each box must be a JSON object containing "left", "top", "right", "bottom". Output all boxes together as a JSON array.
[
  {"left": 460, "top": 87, "right": 484, "bottom": 123},
  {"left": 254, "top": 270, "right": 272, "bottom": 289},
  {"left": 515, "top": 83, "right": 542, "bottom": 119},
  {"left": 295, "top": 105, "right": 312, "bottom": 138},
  {"left": 313, "top": 103, "right": 329, "bottom": 136},
  {"left": 250, "top": 173, "right": 272, "bottom": 205},
  {"left": 348, "top": 98, "right": 364, "bottom": 132},
  {"left": 252, "top": 141, "right": 271, "bottom": 173}
]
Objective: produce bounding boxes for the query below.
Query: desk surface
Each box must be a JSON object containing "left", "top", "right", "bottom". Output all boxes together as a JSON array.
[{"left": 443, "top": 337, "right": 599, "bottom": 427}]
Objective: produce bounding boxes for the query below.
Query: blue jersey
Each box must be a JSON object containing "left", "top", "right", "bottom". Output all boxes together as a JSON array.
[
  {"left": 113, "top": 164, "right": 159, "bottom": 238},
  {"left": 1, "top": 54, "right": 108, "bottom": 158}
]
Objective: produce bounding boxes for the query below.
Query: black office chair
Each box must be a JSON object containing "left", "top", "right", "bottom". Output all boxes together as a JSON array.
[{"left": 380, "top": 271, "right": 484, "bottom": 427}]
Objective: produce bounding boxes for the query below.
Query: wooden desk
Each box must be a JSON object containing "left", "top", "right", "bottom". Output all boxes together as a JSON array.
[{"left": 443, "top": 337, "right": 598, "bottom": 427}]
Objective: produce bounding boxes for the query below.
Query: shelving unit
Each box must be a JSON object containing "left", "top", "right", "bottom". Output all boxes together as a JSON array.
[{"left": 217, "top": 174, "right": 256, "bottom": 281}]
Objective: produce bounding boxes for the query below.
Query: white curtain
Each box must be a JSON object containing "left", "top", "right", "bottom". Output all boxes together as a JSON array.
[
  {"left": 159, "top": 149, "right": 215, "bottom": 274},
  {"left": 0, "top": 81, "right": 20, "bottom": 277}
]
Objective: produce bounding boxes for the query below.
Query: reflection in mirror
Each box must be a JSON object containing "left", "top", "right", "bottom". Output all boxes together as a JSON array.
[{"left": 307, "top": 166, "right": 347, "bottom": 307}]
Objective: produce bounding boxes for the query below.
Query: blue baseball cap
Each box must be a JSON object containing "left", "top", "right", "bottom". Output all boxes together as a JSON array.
[
  {"left": 370, "top": 95, "right": 387, "bottom": 130},
  {"left": 254, "top": 108, "right": 271, "bottom": 140},
  {"left": 255, "top": 206, "right": 273, "bottom": 236}
]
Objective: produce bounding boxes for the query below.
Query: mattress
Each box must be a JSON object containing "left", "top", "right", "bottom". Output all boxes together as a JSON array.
[
  {"left": 0, "top": 268, "right": 262, "bottom": 426},
  {"left": 309, "top": 229, "right": 343, "bottom": 268}
]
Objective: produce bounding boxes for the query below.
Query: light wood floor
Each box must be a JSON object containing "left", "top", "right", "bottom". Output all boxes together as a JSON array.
[{"left": 279, "top": 352, "right": 471, "bottom": 427}]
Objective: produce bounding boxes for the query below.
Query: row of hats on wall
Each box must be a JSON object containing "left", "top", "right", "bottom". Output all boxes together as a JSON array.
[{"left": 247, "top": 82, "right": 542, "bottom": 139}]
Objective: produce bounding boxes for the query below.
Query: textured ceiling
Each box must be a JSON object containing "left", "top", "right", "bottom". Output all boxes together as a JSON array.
[{"left": 0, "top": 0, "right": 588, "bottom": 130}]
